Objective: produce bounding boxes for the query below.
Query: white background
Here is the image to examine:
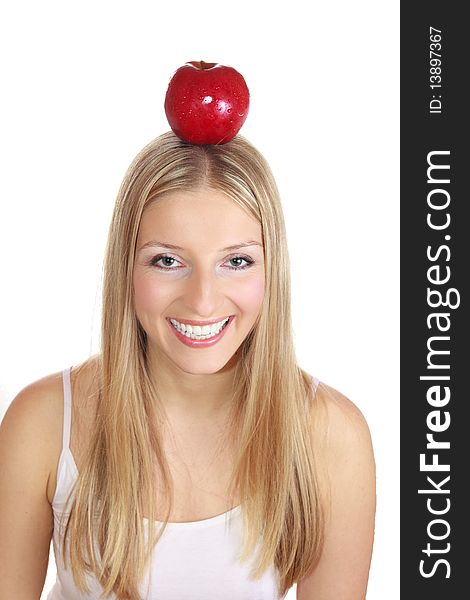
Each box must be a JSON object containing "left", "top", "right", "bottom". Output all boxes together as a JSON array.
[{"left": 0, "top": 1, "right": 399, "bottom": 598}]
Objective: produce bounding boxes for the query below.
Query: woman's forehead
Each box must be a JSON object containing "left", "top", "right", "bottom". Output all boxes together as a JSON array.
[{"left": 137, "top": 188, "right": 263, "bottom": 251}]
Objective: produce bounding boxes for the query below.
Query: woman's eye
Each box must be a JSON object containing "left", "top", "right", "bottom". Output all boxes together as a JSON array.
[
  {"left": 226, "top": 256, "right": 254, "bottom": 270},
  {"left": 150, "top": 255, "right": 181, "bottom": 270}
]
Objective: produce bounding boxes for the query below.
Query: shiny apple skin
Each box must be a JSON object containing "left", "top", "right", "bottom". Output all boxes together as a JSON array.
[{"left": 164, "top": 61, "right": 250, "bottom": 145}]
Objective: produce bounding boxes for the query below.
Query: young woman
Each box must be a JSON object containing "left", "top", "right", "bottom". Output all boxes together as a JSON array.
[{"left": 0, "top": 132, "right": 376, "bottom": 599}]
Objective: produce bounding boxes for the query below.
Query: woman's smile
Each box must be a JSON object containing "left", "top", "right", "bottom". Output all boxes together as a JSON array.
[{"left": 167, "top": 315, "right": 234, "bottom": 347}]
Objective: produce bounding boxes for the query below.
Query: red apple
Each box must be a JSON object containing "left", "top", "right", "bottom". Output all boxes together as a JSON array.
[{"left": 164, "top": 61, "right": 250, "bottom": 145}]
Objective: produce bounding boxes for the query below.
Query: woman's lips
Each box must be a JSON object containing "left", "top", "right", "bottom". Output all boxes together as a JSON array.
[{"left": 167, "top": 316, "right": 234, "bottom": 348}]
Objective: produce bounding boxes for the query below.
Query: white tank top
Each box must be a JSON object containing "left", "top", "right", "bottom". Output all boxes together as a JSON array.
[{"left": 46, "top": 368, "right": 320, "bottom": 599}]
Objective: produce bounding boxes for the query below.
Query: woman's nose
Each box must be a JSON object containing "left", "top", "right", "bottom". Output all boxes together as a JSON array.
[{"left": 183, "top": 268, "right": 224, "bottom": 318}]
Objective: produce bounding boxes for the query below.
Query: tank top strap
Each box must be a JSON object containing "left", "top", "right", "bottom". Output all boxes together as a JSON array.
[
  {"left": 61, "top": 367, "right": 73, "bottom": 451},
  {"left": 304, "top": 375, "right": 320, "bottom": 411},
  {"left": 311, "top": 375, "right": 320, "bottom": 392}
]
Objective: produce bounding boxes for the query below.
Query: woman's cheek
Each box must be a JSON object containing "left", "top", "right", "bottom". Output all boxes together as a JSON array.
[
  {"left": 133, "top": 272, "right": 168, "bottom": 315},
  {"left": 233, "top": 274, "right": 265, "bottom": 313}
]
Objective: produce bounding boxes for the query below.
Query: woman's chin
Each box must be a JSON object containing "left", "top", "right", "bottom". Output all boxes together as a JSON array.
[{"left": 172, "top": 355, "right": 237, "bottom": 376}]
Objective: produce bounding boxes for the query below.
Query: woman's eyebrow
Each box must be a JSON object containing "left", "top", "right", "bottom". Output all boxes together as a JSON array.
[{"left": 138, "top": 240, "right": 262, "bottom": 252}]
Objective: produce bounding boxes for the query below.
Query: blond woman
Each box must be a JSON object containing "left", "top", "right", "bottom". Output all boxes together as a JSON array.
[{"left": 0, "top": 132, "right": 375, "bottom": 599}]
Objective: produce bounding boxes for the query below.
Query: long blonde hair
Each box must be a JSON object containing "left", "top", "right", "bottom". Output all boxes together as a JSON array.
[{"left": 61, "top": 131, "right": 325, "bottom": 599}]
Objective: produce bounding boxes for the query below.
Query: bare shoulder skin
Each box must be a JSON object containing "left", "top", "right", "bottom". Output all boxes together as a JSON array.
[
  {"left": 297, "top": 382, "right": 376, "bottom": 600},
  {"left": 0, "top": 370, "right": 64, "bottom": 598}
]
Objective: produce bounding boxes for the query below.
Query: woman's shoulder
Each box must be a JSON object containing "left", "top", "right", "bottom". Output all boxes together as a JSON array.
[
  {"left": 0, "top": 369, "right": 66, "bottom": 512},
  {"left": 316, "top": 379, "right": 368, "bottom": 420},
  {"left": 0, "top": 356, "right": 100, "bottom": 502},
  {"left": 306, "top": 376, "right": 374, "bottom": 464},
  {"left": 2, "top": 369, "right": 65, "bottom": 445},
  {"left": 4, "top": 355, "right": 100, "bottom": 429}
]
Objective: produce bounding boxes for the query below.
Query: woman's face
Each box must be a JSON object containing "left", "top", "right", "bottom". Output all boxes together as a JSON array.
[{"left": 133, "top": 187, "right": 265, "bottom": 375}]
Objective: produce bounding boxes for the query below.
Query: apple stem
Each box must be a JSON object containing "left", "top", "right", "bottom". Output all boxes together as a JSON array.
[{"left": 200, "top": 60, "right": 206, "bottom": 70}]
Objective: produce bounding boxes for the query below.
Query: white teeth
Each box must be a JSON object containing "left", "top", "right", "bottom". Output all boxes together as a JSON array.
[{"left": 169, "top": 317, "right": 230, "bottom": 340}]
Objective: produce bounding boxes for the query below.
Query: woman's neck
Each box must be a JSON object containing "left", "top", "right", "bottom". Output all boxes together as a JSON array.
[{"left": 146, "top": 346, "right": 238, "bottom": 422}]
